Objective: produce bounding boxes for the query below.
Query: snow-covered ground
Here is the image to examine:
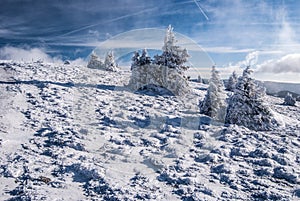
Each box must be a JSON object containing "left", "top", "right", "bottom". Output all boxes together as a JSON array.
[{"left": 0, "top": 61, "right": 299, "bottom": 200}]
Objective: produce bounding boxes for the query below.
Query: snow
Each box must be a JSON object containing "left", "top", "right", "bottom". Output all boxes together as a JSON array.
[{"left": 0, "top": 60, "right": 300, "bottom": 200}]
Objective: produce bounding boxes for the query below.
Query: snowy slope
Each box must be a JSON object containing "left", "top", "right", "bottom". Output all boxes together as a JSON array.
[{"left": 0, "top": 61, "right": 300, "bottom": 200}]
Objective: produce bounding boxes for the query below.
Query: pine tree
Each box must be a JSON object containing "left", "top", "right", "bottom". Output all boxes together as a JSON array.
[
  {"left": 197, "top": 74, "right": 202, "bottom": 83},
  {"left": 199, "top": 66, "right": 226, "bottom": 121},
  {"left": 87, "top": 51, "right": 104, "bottom": 69},
  {"left": 283, "top": 93, "right": 296, "bottom": 106},
  {"left": 139, "top": 49, "right": 151, "bottom": 66},
  {"left": 131, "top": 51, "right": 140, "bottom": 70},
  {"left": 162, "top": 25, "right": 176, "bottom": 53},
  {"left": 226, "top": 71, "right": 237, "bottom": 91},
  {"left": 104, "top": 51, "right": 118, "bottom": 71},
  {"left": 153, "top": 25, "right": 189, "bottom": 72},
  {"left": 225, "top": 66, "right": 279, "bottom": 131}
]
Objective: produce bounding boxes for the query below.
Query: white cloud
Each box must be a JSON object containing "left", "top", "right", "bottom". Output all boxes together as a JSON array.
[
  {"left": 218, "top": 64, "right": 243, "bottom": 78},
  {"left": 0, "top": 29, "right": 13, "bottom": 36},
  {"left": 276, "top": 7, "right": 297, "bottom": 47},
  {"left": 216, "top": 51, "right": 260, "bottom": 79},
  {"left": 70, "top": 58, "right": 87, "bottom": 66},
  {"left": 204, "top": 46, "right": 254, "bottom": 53},
  {"left": 88, "top": 30, "right": 100, "bottom": 39},
  {"left": 225, "top": 51, "right": 259, "bottom": 69},
  {"left": 0, "top": 46, "right": 62, "bottom": 63},
  {"left": 245, "top": 51, "right": 259, "bottom": 66},
  {"left": 256, "top": 54, "right": 300, "bottom": 74}
]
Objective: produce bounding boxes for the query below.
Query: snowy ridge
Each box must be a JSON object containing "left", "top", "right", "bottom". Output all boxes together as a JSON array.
[{"left": 0, "top": 61, "right": 300, "bottom": 200}]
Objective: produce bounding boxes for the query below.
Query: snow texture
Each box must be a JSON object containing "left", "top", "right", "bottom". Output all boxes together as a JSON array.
[{"left": 0, "top": 60, "right": 299, "bottom": 200}]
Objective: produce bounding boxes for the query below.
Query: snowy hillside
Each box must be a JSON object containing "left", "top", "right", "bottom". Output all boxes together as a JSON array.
[
  {"left": 262, "top": 81, "right": 300, "bottom": 101},
  {"left": 0, "top": 61, "right": 300, "bottom": 200}
]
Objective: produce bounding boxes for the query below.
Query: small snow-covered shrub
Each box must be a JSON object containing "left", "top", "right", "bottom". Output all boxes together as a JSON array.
[{"left": 283, "top": 93, "right": 296, "bottom": 106}]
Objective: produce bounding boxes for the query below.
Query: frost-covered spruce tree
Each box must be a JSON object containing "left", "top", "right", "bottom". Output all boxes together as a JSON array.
[
  {"left": 226, "top": 71, "right": 237, "bottom": 91},
  {"left": 153, "top": 25, "right": 189, "bottom": 73},
  {"left": 87, "top": 51, "right": 104, "bottom": 69},
  {"left": 104, "top": 51, "right": 118, "bottom": 71},
  {"left": 139, "top": 49, "right": 152, "bottom": 66},
  {"left": 131, "top": 51, "right": 140, "bottom": 70},
  {"left": 197, "top": 74, "right": 202, "bottom": 83},
  {"left": 199, "top": 66, "right": 227, "bottom": 121},
  {"left": 130, "top": 49, "right": 151, "bottom": 69},
  {"left": 283, "top": 93, "right": 296, "bottom": 106},
  {"left": 128, "top": 25, "right": 191, "bottom": 96},
  {"left": 225, "top": 66, "right": 279, "bottom": 131}
]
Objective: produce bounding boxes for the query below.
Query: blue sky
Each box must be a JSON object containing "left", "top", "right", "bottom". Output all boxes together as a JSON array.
[{"left": 0, "top": 0, "right": 300, "bottom": 82}]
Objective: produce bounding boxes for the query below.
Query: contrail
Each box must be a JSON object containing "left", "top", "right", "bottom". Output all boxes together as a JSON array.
[
  {"left": 193, "top": 0, "right": 209, "bottom": 21},
  {"left": 58, "top": 7, "right": 158, "bottom": 38}
]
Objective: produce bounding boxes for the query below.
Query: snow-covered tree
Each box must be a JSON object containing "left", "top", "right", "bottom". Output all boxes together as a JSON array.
[
  {"left": 139, "top": 49, "right": 152, "bottom": 66},
  {"left": 104, "top": 51, "right": 118, "bottom": 72},
  {"left": 162, "top": 24, "right": 176, "bottom": 53},
  {"left": 283, "top": 93, "right": 296, "bottom": 106},
  {"left": 225, "top": 66, "right": 279, "bottom": 131},
  {"left": 131, "top": 49, "right": 151, "bottom": 69},
  {"left": 131, "top": 51, "right": 140, "bottom": 70},
  {"left": 128, "top": 25, "right": 191, "bottom": 96},
  {"left": 199, "top": 66, "right": 227, "bottom": 121},
  {"left": 226, "top": 71, "right": 237, "bottom": 91},
  {"left": 153, "top": 25, "right": 189, "bottom": 72},
  {"left": 87, "top": 51, "right": 104, "bottom": 69},
  {"left": 197, "top": 75, "right": 202, "bottom": 83}
]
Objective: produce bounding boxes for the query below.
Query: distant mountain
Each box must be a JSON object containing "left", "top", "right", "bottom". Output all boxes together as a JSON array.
[{"left": 261, "top": 81, "right": 300, "bottom": 101}]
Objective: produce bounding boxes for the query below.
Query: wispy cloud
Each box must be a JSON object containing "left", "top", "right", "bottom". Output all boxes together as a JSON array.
[
  {"left": 0, "top": 46, "right": 61, "bottom": 63},
  {"left": 204, "top": 46, "right": 254, "bottom": 54},
  {"left": 276, "top": 6, "right": 296, "bottom": 44}
]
